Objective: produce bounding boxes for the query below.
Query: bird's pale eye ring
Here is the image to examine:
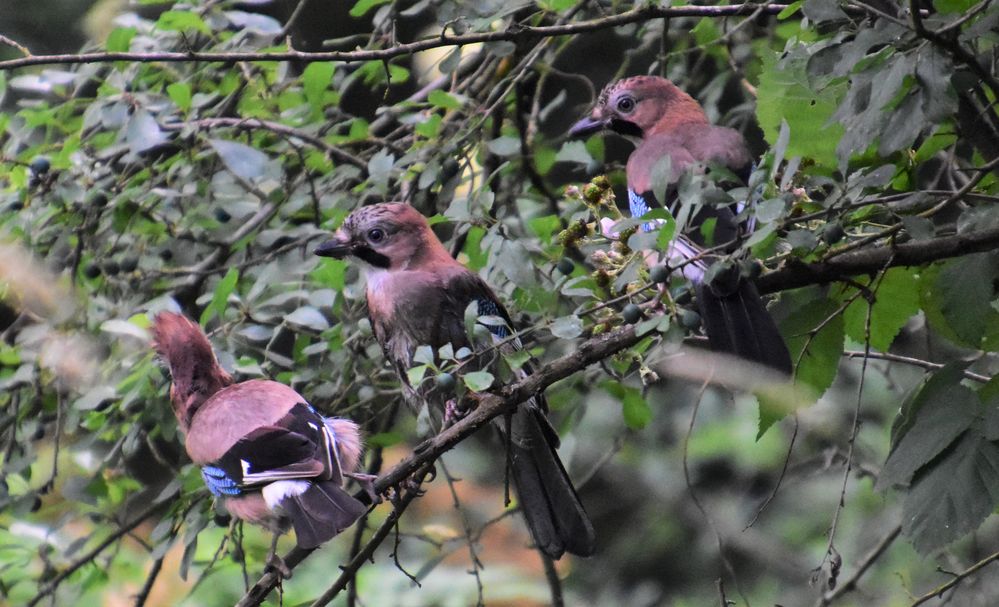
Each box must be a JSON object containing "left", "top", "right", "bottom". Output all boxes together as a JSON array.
[
  {"left": 367, "top": 228, "right": 385, "bottom": 243},
  {"left": 616, "top": 96, "right": 636, "bottom": 113}
]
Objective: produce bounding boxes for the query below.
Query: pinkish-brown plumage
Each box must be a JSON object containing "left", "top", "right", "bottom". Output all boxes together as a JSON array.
[
  {"left": 151, "top": 312, "right": 367, "bottom": 548},
  {"left": 315, "top": 203, "right": 597, "bottom": 559},
  {"left": 151, "top": 312, "right": 233, "bottom": 432},
  {"left": 569, "top": 76, "right": 793, "bottom": 373}
]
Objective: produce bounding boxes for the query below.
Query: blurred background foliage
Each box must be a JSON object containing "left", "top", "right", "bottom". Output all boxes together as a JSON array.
[{"left": 1, "top": 0, "right": 999, "bottom": 606}]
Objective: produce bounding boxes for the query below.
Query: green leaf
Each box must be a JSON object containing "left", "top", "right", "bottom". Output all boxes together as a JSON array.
[
  {"left": 413, "top": 345, "right": 435, "bottom": 365},
  {"left": 284, "top": 306, "right": 329, "bottom": 332},
  {"left": 407, "top": 364, "right": 428, "bottom": 386},
  {"left": 209, "top": 139, "right": 272, "bottom": 183},
  {"left": 539, "top": 0, "right": 576, "bottom": 10},
  {"left": 487, "top": 136, "right": 520, "bottom": 157},
  {"left": 878, "top": 371, "right": 979, "bottom": 489},
  {"left": 888, "top": 363, "right": 971, "bottom": 450},
  {"left": 926, "top": 254, "right": 999, "bottom": 348},
  {"left": 933, "top": 0, "right": 977, "bottom": 12},
  {"left": 200, "top": 267, "right": 239, "bottom": 326},
  {"left": 106, "top": 27, "right": 136, "bottom": 53},
  {"left": 428, "top": 89, "right": 462, "bottom": 110},
  {"left": 349, "top": 0, "right": 391, "bottom": 17},
  {"left": 550, "top": 315, "right": 583, "bottom": 339},
  {"left": 126, "top": 110, "right": 168, "bottom": 155},
  {"left": 303, "top": 62, "right": 335, "bottom": 115},
  {"left": 528, "top": 214, "right": 561, "bottom": 244},
  {"left": 462, "top": 371, "right": 495, "bottom": 392},
  {"left": 602, "top": 380, "right": 652, "bottom": 429},
  {"left": 841, "top": 268, "right": 921, "bottom": 351},
  {"left": 462, "top": 226, "right": 489, "bottom": 271},
  {"left": 554, "top": 141, "right": 592, "bottom": 164},
  {"left": 782, "top": 295, "right": 844, "bottom": 397},
  {"left": 903, "top": 432, "right": 999, "bottom": 553},
  {"left": 777, "top": 0, "right": 803, "bottom": 18},
  {"left": 156, "top": 10, "right": 211, "bottom": 35},
  {"left": 756, "top": 48, "right": 845, "bottom": 170},
  {"left": 167, "top": 82, "right": 192, "bottom": 112}
]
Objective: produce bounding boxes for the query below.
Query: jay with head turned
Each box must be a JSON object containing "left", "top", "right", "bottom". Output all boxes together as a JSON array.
[
  {"left": 152, "top": 312, "right": 367, "bottom": 552},
  {"left": 571, "top": 75, "right": 792, "bottom": 373},
  {"left": 314, "top": 203, "right": 595, "bottom": 560}
]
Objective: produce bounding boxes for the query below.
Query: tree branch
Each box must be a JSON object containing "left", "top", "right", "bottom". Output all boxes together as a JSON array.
[
  {"left": 0, "top": 4, "right": 838, "bottom": 72},
  {"left": 161, "top": 118, "right": 366, "bottom": 169},
  {"left": 233, "top": 323, "right": 644, "bottom": 605},
  {"left": 756, "top": 226, "right": 999, "bottom": 294},
  {"left": 27, "top": 498, "right": 167, "bottom": 607},
  {"left": 909, "top": 548, "right": 999, "bottom": 606}
]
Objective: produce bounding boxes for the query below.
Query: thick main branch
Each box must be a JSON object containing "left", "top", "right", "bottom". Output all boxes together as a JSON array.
[{"left": 756, "top": 226, "right": 999, "bottom": 293}]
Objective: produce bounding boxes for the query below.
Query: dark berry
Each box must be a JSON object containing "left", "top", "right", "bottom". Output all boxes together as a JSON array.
[
  {"left": 650, "top": 264, "right": 670, "bottom": 284},
  {"left": 740, "top": 259, "right": 763, "bottom": 280},
  {"left": 214, "top": 208, "right": 231, "bottom": 223},
  {"left": 622, "top": 303, "right": 642, "bottom": 324},
  {"left": 88, "top": 191, "right": 109, "bottom": 207},
  {"left": 120, "top": 256, "right": 138, "bottom": 273},
  {"left": 103, "top": 261, "right": 120, "bottom": 276},
  {"left": 30, "top": 157, "right": 51, "bottom": 175},
  {"left": 821, "top": 222, "right": 845, "bottom": 244},
  {"left": 83, "top": 263, "right": 101, "bottom": 279},
  {"left": 33, "top": 425, "right": 45, "bottom": 440},
  {"left": 556, "top": 258, "right": 575, "bottom": 275},
  {"left": 680, "top": 308, "right": 701, "bottom": 330},
  {"left": 214, "top": 512, "right": 232, "bottom": 527},
  {"left": 435, "top": 372, "right": 456, "bottom": 391},
  {"left": 159, "top": 249, "right": 173, "bottom": 262},
  {"left": 441, "top": 158, "right": 460, "bottom": 181}
]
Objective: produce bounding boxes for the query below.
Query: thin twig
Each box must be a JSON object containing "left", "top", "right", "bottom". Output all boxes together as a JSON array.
[
  {"left": 26, "top": 499, "right": 168, "bottom": 607},
  {"left": 909, "top": 549, "right": 999, "bottom": 606},
  {"left": 818, "top": 524, "right": 901, "bottom": 606},
  {"left": 682, "top": 376, "right": 747, "bottom": 605},
  {"left": 843, "top": 350, "right": 992, "bottom": 383},
  {"left": 133, "top": 557, "right": 165, "bottom": 607},
  {"left": 307, "top": 465, "right": 434, "bottom": 607}
]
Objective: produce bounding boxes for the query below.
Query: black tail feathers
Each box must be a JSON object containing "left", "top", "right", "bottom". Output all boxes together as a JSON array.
[
  {"left": 696, "top": 280, "right": 792, "bottom": 374},
  {"left": 506, "top": 408, "right": 596, "bottom": 559},
  {"left": 283, "top": 481, "right": 367, "bottom": 549}
]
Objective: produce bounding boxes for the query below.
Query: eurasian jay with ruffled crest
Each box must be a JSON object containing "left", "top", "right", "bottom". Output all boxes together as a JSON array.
[
  {"left": 314, "top": 202, "right": 595, "bottom": 559},
  {"left": 152, "top": 312, "right": 366, "bottom": 551},
  {"left": 570, "top": 75, "right": 792, "bottom": 373}
]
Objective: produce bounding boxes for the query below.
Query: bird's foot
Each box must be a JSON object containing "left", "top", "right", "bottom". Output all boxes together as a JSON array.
[
  {"left": 265, "top": 549, "right": 292, "bottom": 579},
  {"left": 388, "top": 469, "right": 433, "bottom": 507},
  {"left": 346, "top": 472, "right": 380, "bottom": 503}
]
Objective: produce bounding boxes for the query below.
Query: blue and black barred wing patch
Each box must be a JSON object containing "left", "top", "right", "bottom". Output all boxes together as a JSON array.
[
  {"left": 628, "top": 189, "right": 663, "bottom": 233},
  {"left": 200, "top": 403, "right": 338, "bottom": 497},
  {"left": 477, "top": 297, "right": 510, "bottom": 339},
  {"left": 201, "top": 465, "right": 241, "bottom": 497}
]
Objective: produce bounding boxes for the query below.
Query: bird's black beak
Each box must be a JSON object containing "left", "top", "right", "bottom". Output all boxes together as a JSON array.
[
  {"left": 568, "top": 115, "right": 607, "bottom": 138},
  {"left": 314, "top": 233, "right": 352, "bottom": 259}
]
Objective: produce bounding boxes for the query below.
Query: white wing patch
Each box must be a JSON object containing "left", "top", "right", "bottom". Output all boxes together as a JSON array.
[{"left": 262, "top": 480, "right": 310, "bottom": 510}]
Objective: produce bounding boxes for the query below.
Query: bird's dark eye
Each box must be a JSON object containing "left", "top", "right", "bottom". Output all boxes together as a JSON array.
[
  {"left": 367, "top": 228, "right": 385, "bottom": 243},
  {"left": 616, "top": 96, "right": 636, "bottom": 113}
]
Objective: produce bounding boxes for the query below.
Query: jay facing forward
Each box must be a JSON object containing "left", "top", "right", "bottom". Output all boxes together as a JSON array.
[
  {"left": 152, "top": 312, "right": 366, "bottom": 552},
  {"left": 571, "top": 75, "right": 792, "bottom": 373},
  {"left": 315, "top": 203, "right": 595, "bottom": 559}
]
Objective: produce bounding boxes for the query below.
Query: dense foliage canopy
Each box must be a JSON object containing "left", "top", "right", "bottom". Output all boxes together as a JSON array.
[{"left": 1, "top": 0, "right": 999, "bottom": 605}]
